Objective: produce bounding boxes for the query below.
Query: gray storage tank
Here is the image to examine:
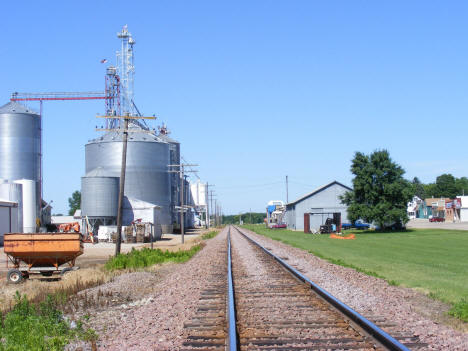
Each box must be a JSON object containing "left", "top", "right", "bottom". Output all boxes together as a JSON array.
[
  {"left": 158, "top": 134, "right": 180, "bottom": 226},
  {"left": 84, "top": 127, "right": 172, "bottom": 228},
  {"left": 0, "top": 102, "right": 41, "bottom": 215},
  {"left": 81, "top": 170, "right": 119, "bottom": 219}
]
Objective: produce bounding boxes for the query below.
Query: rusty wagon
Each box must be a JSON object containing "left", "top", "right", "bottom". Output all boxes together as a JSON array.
[{"left": 4, "top": 233, "right": 84, "bottom": 283}]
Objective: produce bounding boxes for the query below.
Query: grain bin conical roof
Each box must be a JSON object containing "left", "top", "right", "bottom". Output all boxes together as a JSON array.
[{"left": 0, "top": 101, "right": 38, "bottom": 115}]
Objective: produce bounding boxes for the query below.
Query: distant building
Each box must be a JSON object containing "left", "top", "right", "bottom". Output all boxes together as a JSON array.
[
  {"left": 425, "top": 197, "right": 450, "bottom": 219},
  {"left": 284, "top": 181, "right": 351, "bottom": 232},
  {"left": 407, "top": 196, "right": 419, "bottom": 219},
  {"left": 457, "top": 196, "right": 468, "bottom": 222},
  {"left": 444, "top": 198, "right": 461, "bottom": 222},
  {"left": 407, "top": 196, "right": 431, "bottom": 219}
]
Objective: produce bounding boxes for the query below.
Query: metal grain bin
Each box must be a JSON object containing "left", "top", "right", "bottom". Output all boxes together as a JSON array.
[
  {"left": 158, "top": 134, "right": 180, "bottom": 225},
  {"left": 84, "top": 128, "right": 171, "bottom": 226},
  {"left": 0, "top": 102, "right": 41, "bottom": 215},
  {"left": 81, "top": 175, "right": 119, "bottom": 218}
]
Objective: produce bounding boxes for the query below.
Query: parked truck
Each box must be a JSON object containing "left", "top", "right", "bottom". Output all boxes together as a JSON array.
[{"left": 341, "top": 219, "right": 371, "bottom": 230}]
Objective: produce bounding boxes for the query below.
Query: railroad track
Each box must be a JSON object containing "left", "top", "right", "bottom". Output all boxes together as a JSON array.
[{"left": 182, "top": 226, "right": 426, "bottom": 351}]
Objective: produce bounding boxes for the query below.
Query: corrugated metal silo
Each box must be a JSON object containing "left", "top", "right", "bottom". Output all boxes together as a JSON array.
[
  {"left": 0, "top": 102, "right": 41, "bottom": 216},
  {"left": 158, "top": 134, "right": 180, "bottom": 225},
  {"left": 84, "top": 128, "right": 172, "bottom": 227},
  {"left": 81, "top": 170, "right": 119, "bottom": 218}
]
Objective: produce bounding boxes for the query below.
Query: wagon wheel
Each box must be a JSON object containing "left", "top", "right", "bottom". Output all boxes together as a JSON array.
[
  {"left": 7, "top": 269, "right": 23, "bottom": 284},
  {"left": 60, "top": 268, "right": 73, "bottom": 276}
]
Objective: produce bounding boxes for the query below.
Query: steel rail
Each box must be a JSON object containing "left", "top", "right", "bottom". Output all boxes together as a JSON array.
[
  {"left": 227, "top": 228, "right": 239, "bottom": 351},
  {"left": 233, "top": 226, "right": 410, "bottom": 351}
]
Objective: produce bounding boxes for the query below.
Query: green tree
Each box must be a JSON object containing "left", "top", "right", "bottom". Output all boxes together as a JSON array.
[
  {"left": 455, "top": 177, "right": 468, "bottom": 196},
  {"left": 423, "top": 183, "right": 437, "bottom": 198},
  {"left": 341, "top": 150, "right": 412, "bottom": 229},
  {"left": 222, "top": 212, "right": 266, "bottom": 224},
  {"left": 435, "top": 174, "right": 457, "bottom": 198},
  {"left": 68, "top": 190, "right": 81, "bottom": 216},
  {"left": 411, "top": 177, "right": 426, "bottom": 199}
]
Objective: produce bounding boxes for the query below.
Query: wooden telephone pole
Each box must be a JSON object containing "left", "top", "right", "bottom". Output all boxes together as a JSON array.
[{"left": 96, "top": 114, "right": 156, "bottom": 256}]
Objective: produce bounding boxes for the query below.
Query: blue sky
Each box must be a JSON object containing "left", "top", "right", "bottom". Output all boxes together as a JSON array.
[{"left": 2, "top": 1, "right": 468, "bottom": 214}]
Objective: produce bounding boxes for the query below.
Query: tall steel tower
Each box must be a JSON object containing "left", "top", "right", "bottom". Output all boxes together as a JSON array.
[
  {"left": 116, "top": 25, "right": 136, "bottom": 117},
  {"left": 105, "top": 66, "right": 121, "bottom": 129}
]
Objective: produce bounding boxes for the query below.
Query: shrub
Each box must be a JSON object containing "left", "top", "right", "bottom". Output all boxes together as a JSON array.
[
  {"left": 0, "top": 292, "right": 96, "bottom": 350},
  {"left": 448, "top": 298, "right": 468, "bottom": 322}
]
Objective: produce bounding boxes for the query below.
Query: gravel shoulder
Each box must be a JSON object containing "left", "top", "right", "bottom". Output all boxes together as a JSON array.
[
  {"left": 70, "top": 228, "right": 228, "bottom": 351},
  {"left": 239, "top": 227, "right": 468, "bottom": 350}
]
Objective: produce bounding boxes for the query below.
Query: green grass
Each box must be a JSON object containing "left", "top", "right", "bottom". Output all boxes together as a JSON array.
[
  {"left": 448, "top": 298, "right": 468, "bottom": 321},
  {"left": 243, "top": 224, "right": 468, "bottom": 322},
  {"left": 201, "top": 230, "right": 219, "bottom": 240},
  {"left": 0, "top": 292, "right": 97, "bottom": 351},
  {"left": 105, "top": 245, "right": 202, "bottom": 271}
]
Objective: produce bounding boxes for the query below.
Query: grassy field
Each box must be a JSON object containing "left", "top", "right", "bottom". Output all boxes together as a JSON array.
[{"left": 243, "top": 225, "right": 468, "bottom": 321}]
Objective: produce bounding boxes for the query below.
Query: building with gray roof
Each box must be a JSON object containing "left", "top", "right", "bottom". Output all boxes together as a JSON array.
[{"left": 284, "top": 181, "right": 351, "bottom": 231}]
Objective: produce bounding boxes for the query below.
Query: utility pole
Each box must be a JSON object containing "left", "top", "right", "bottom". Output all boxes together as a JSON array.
[
  {"left": 250, "top": 208, "right": 252, "bottom": 224},
  {"left": 168, "top": 163, "right": 198, "bottom": 244},
  {"left": 214, "top": 199, "right": 218, "bottom": 227},
  {"left": 209, "top": 190, "right": 216, "bottom": 228},
  {"left": 206, "top": 183, "right": 214, "bottom": 229},
  {"left": 180, "top": 166, "right": 184, "bottom": 243},
  {"left": 286, "top": 175, "right": 289, "bottom": 203},
  {"left": 115, "top": 117, "right": 128, "bottom": 256},
  {"left": 205, "top": 182, "right": 209, "bottom": 228},
  {"left": 96, "top": 114, "right": 156, "bottom": 256}
]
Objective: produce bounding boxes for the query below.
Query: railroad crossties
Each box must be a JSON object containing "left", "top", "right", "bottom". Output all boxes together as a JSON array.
[{"left": 66, "top": 226, "right": 468, "bottom": 350}]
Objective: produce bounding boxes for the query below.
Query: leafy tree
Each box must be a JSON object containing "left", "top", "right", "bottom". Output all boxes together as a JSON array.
[
  {"left": 411, "top": 177, "right": 426, "bottom": 199},
  {"left": 68, "top": 191, "right": 81, "bottom": 216},
  {"left": 455, "top": 177, "right": 468, "bottom": 196},
  {"left": 341, "top": 150, "right": 412, "bottom": 229},
  {"left": 222, "top": 212, "right": 266, "bottom": 224},
  {"left": 435, "top": 174, "right": 457, "bottom": 198},
  {"left": 423, "top": 183, "right": 438, "bottom": 198},
  {"left": 412, "top": 175, "right": 468, "bottom": 199}
]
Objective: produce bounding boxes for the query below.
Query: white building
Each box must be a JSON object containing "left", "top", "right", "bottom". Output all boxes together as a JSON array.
[
  {"left": 190, "top": 180, "right": 208, "bottom": 227},
  {"left": 284, "top": 181, "right": 351, "bottom": 231},
  {"left": 456, "top": 196, "right": 468, "bottom": 222},
  {"left": 407, "top": 196, "right": 423, "bottom": 219}
]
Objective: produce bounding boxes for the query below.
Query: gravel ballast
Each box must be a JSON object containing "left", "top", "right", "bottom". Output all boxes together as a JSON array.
[
  {"left": 230, "top": 230, "right": 380, "bottom": 350},
  {"left": 75, "top": 229, "right": 228, "bottom": 351},
  {"left": 237, "top": 226, "right": 468, "bottom": 350}
]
